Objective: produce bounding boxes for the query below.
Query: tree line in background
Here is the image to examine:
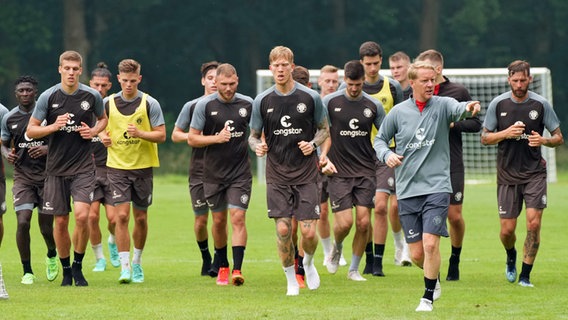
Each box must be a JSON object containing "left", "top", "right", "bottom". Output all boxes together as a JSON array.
[{"left": 1, "top": 0, "right": 566, "bottom": 174}]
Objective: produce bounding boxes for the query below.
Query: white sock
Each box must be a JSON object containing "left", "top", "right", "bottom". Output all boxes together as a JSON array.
[
  {"left": 119, "top": 252, "right": 130, "bottom": 271},
  {"left": 321, "top": 237, "right": 332, "bottom": 256},
  {"left": 108, "top": 234, "right": 116, "bottom": 244},
  {"left": 132, "top": 248, "right": 143, "bottom": 265},
  {"left": 349, "top": 255, "right": 362, "bottom": 272},
  {"left": 92, "top": 243, "right": 104, "bottom": 260},
  {"left": 303, "top": 253, "right": 314, "bottom": 267},
  {"left": 393, "top": 231, "right": 404, "bottom": 247},
  {"left": 283, "top": 265, "right": 297, "bottom": 285}
]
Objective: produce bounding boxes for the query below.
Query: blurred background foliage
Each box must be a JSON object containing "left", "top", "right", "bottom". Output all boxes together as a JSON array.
[{"left": 0, "top": 0, "right": 566, "bottom": 174}]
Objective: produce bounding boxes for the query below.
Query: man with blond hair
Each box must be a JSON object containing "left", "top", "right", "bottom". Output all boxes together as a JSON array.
[
  {"left": 249, "top": 46, "right": 329, "bottom": 296},
  {"left": 375, "top": 61, "right": 480, "bottom": 311}
]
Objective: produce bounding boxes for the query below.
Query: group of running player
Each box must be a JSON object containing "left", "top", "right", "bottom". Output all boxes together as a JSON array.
[{"left": 0, "top": 43, "right": 563, "bottom": 313}]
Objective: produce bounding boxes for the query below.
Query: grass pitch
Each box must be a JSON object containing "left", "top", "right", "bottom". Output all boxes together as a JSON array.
[{"left": 0, "top": 174, "right": 567, "bottom": 319}]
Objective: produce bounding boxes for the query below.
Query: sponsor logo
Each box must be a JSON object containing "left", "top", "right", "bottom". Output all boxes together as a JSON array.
[
  {"left": 334, "top": 108, "right": 342, "bottom": 112},
  {"left": 211, "top": 111, "right": 218, "bottom": 116},
  {"left": 541, "top": 195, "right": 547, "bottom": 205},
  {"left": 405, "top": 127, "right": 434, "bottom": 149},
  {"left": 273, "top": 115, "right": 303, "bottom": 136},
  {"left": 44, "top": 201, "right": 53, "bottom": 211},
  {"left": 267, "top": 108, "right": 273, "bottom": 113},
  {"left": 51, "top": 104, "right": 59, "bottom": 109},
  {"left": 315, "top": 204, "right": 320, "bottom": 216},
  {"left": 529, "top": 110, "right": 538, "bottom": 120},
  {"left": 117, "top": 131, "right": 141, "bottom": 145},
  {"left": 148, "top": 194, "right": 152, "bottom": 204},
  {"left": 297, "top": 103, "right": 307, "bottom": 113},
  {"left": 221, "top": 120, "right": 245, "bottom": 138},
  {"left": 407, "top": 228, "right": 420, "bottom": 239},
  {"left": 339, "top": 118, "right": 369, "bottom": 138},
  {"left": 112, "top": 190, "right": 122, "bottom": 199},
  {"left": 349, "top": 118, "right": 359, "bottom": 130},
  {"left": 331, "top": 201, "right": 340, "bottom": 210},
  {"left": 195, "top": 200, "right": 207, "bottom": 208},
  {"left": 11, "top": 124, "right": 18, "bottom": 129},
  {"left": 498, "top": 206, "right": 507, "bottom": 215},
  {"left": 500, "top": 112, "right": 507, "bottom": 117},
  {"left": 89, "top": 191, "right": 94, "bottom": 201}
]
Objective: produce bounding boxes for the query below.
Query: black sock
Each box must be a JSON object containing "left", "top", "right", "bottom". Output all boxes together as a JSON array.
[
  {"left": 73, "top": 252, "right": 85, "bottom": 266},
  {"left": 197, "top": 239, "right": 212, "bottom": 261},
  {"left": 216, "top": 246, "right": 229, "bottom": 268},
  {"left": 373, "top": 243, "right": 385, "bottom": 262},
  {"left": 506, "top": 247, "right": 517, "bottom": 265},
  {"left": 22, "top": 260, "right": 33, "bottom": 274},
  {"left": 60, "top": 257, "right": 71, "bottom": 277},
  {"left": 47, "top": 249, "right": 57, "bottom": 259},
  {"left": 232, "top": 246, "right": 245, "bottom": 271},
  {"left": 423, "top": 276, "right": 437, "bottom": 302},
  {"left": 450, "top": 246, "right": 462, "bottom": 263},
  {"left": 519, "top": 262, "right": 533, "bottom": 281},
  {"left": 365, "top": 242, "right": 373, "bottom": 263},
  {"left": 297, "top": 255, "right": 305, "bottom": 276}
]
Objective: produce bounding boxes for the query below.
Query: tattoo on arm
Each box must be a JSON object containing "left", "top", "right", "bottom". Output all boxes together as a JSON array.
[
  {"left": 248, "top": 128, "right": 262, "bottom": 150},
  {"left": 312, "top": 118, "right": 330, "bottom": 146}
]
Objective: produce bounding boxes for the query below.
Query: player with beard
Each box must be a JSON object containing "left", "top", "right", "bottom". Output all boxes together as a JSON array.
[
  {"left": 482, "top": 60, "right": 563, "bottom": 288},
  {"left": 188, "top": 63, "right": 252, "bottom": 286}
]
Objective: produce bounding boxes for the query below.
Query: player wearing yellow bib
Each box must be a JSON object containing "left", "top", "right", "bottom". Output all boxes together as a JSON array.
[{"left": 101, "top": 59, "right": 166, "bottom": 284}]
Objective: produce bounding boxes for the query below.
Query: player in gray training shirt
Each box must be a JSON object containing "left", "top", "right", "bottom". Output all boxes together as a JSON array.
[{"left": 374, "top": 61, "right": 480, "bottom": 312}]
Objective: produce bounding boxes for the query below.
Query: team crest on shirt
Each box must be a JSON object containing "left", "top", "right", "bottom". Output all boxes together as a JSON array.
[
  {"left": 381, "top": 98, "right": 387, "bottom": 104},
  {"left": 363, "top": 108, "right": 372, "bottom": 118},
  {"left": 529, "top": 110, "right": 539, "bottom": 120},
  {"left": 415, "top": 128, "right": 426, "bottom": 141},
  {"left": 297, "top": 103, "right": 307, "bottom": 113},
  {"left": 136, "top": 117, "right": 142, "bottom": 125},
  {"left": 239, "top": 108, "right": 248, "bottom": 117},
  {"left": 80, "top": 101, "right": 90, "bottom": 110}
]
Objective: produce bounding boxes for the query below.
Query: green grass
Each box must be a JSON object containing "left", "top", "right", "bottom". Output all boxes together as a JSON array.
[{"left": 1, "top": 174, "right": 567, "bottom": 319}]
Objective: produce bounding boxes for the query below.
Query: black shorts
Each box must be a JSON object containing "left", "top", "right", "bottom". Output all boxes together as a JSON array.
[
  {"left": 203, "top": 178, "right": 252, "bottom": 212},
  {"left": 327, "top": 176, "right": 375, "bottom": 212},
  {"left": 43, "top": 172, "right": 95, "bottom": 215},
  {"left": 398, "top": 193, "right": 450, "bottom": 243},
  {"left": 93, "top": 166, "right": 113, "bottom": 204},
  {"left": 375, "top": 162, "right": 395, "bottom": 195},
  {"left": 497, "top": 176, "right": 547, "bottom": 219},
  {"left": 12, "top": 179, "right": 43, "bottom": 213},
  {"left": 450, "top": 171, "right": 465, "bottom": 205},
  {"left": 266, "top": 183, "right": 320, "bottom": 221},
  {"left": 318, "top": 173, "right": 329, "bottom": 203},
  {"left": 107, "top": 168, "right": 153, "bottom": 210},
  {"left": 189, "top": 181, "right": 209, "bottom": 215}
]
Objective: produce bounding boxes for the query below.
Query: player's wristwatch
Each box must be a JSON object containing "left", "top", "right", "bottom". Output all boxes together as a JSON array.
[{"left": 311, "top": 141, "right": 318, "bottom": 151}]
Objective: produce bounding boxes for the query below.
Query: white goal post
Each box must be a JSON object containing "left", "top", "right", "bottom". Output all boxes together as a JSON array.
[{"left": 255, "top": 68, "right": 557, "bottom": 184}]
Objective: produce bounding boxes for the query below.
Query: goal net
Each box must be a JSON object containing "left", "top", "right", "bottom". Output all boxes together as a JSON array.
[{"left": 255, "top": 68, "right": 557, "bottom": 184}]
